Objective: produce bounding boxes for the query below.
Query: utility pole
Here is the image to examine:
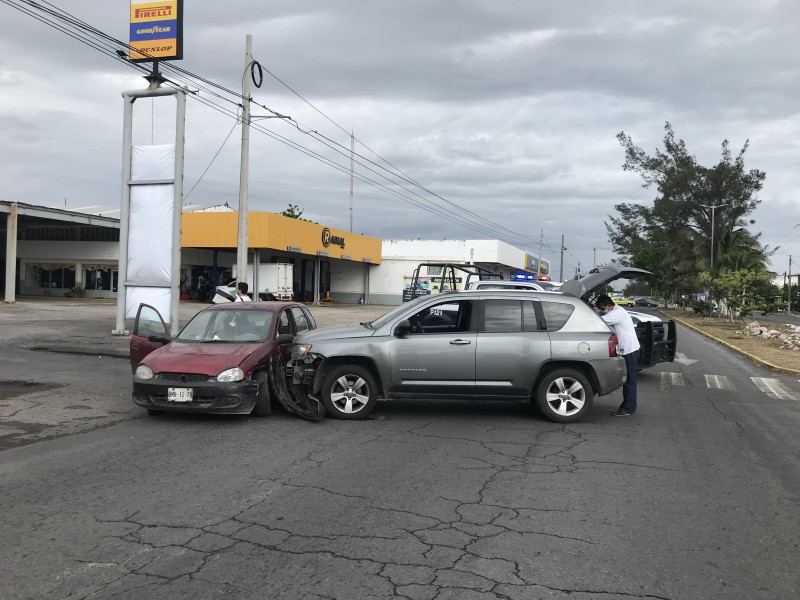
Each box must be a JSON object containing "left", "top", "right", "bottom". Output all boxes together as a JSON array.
[
  {"left": 789, "top": 255, "right": 793, "bottom": 314},
  {"left": 349, "top": 130, "right": 354, "bottom": 232},
  {"left": 700, "top": 203, "right": 729, "bottom": 275},
  {"left": 236, "top": 34, "right": 253, "bottom": 286},
  {"left": 593, "top": 248, "right": 596, "bottom": 269},
  {"left": 560, "top": 234, "right": 565, "bottom": 282},
  {"left": 537, "top": 228, "right": 543, "bottom": 278}
]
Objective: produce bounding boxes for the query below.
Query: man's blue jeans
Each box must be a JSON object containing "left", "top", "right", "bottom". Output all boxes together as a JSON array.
[{"left": 621, "top": 350, "right": 639, "bottom": 413}]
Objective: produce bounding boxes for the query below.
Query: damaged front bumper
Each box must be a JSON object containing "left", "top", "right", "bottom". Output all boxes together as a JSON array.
[{"left": 273, "top": 355, "right": 325, "bottom": 421}]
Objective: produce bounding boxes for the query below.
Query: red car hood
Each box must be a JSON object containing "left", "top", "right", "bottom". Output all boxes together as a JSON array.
[{"left": 144, "top": 341, "right": 262, "bottom": 375}]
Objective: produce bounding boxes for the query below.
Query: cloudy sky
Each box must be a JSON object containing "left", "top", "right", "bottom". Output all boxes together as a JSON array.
[{"left": 1, "top": 0, "right": 799, "bottom": 279}]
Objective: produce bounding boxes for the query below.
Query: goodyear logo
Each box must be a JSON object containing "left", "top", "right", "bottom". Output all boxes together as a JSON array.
[
  {"left": 321, "top": 228, "right": 345, "bottom": 249},
  {"left": 129, "top": 0, "right": 182, "bottom": 62}
]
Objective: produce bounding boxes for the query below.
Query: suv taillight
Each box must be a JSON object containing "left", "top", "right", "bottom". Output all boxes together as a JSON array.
[{"left": 608, "top": 333, "right": 619, "bottom": 357}]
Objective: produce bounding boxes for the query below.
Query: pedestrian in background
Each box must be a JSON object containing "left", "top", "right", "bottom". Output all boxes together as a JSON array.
[
  {"left": 235, "top": 281, "right": 252, "bottom": 302},
  {"left": 595, "top": 294, "right": 640, "bottom": 416}
]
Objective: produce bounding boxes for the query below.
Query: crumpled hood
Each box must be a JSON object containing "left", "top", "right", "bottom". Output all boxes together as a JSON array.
[
  {"left": 294, "top": 323, "right": 375, "bottom": 343},
  {"left": 144, "top": 342, "right": 258, "bottom": 375}
]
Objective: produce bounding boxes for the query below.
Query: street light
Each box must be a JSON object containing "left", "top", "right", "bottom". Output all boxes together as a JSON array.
[{"left": 700, "top": 203, "right": 729, "bottom": 316}]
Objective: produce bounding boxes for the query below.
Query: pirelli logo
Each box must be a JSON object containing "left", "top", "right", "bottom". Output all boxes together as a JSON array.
[{"left": 134, "top": 5, "right": 172, "bottom": 18}]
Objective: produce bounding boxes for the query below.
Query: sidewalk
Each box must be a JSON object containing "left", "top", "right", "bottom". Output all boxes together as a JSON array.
[{"left": 0, "top": 297, "right": 390, "bottom": 359}]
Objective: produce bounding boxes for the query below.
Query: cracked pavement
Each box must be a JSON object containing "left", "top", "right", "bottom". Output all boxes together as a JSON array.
[{"left": 2, "top": 300, "right": 800, "bottom": 599}]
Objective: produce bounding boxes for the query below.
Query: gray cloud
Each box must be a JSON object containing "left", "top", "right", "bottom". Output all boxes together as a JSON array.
[{"left": 1, "top": 0, "right": 799, "bottom": 277}]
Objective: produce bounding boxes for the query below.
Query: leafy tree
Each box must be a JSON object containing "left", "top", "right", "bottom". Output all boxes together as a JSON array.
[
  {"left": 698, "top": 269, "right": 772, "bottom": 321},
  {"left": 607, "top": 123, "right": 770, "bottom": 298},
  {"left": 280, "top": 204, "right": 315, "bottom": 223}
]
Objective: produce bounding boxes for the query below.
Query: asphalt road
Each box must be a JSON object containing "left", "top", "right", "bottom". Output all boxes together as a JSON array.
[{"left": 1, "top": 301, "right": 799, "bottom": 599}]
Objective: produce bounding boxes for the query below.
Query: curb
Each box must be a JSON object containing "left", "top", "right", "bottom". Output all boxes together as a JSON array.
[{"left": 669, "top": 314, "right": 800, "bottom": 377}]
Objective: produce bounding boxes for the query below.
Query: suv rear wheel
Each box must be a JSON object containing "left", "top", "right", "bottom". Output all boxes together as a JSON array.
[
  {"left": 321, "top": 365, "right": 377, "bottom": 419},
  {"left": 535, "top": 369, "right": 593, "bottom": 423}
]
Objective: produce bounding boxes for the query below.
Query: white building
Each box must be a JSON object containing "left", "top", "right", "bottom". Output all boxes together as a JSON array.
[{"left": 369, "top": 239, "right": 549, "bottom": 305}]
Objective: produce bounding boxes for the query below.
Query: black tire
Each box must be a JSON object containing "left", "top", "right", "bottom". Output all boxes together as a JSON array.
[
  {"left": 251, "top": 370, "right": 272, "bottom": 417},
  {"left": 535, "top": 369, "right": 593, "bottom": 423},
  {"left": 321, "top": 365, "right": 378, "bottom": 419},
  {"left": 146, "top": 409, "right": 163, "bottom": 416}
]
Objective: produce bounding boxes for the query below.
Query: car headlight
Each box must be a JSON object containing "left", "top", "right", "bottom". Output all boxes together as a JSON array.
[
  {"left": 217, "top": 367, "right": 244, "bottom": 382},
  {"left": 291, "top": 344, "right": 313, "bottom": 359},
  {"left": 135, "top": 365, "right": 154, "bottom": 380}
]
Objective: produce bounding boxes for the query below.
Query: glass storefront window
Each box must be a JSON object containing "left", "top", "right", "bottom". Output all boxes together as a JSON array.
[
  {"left": 84, "top": 266, "right": 116, "bottom": 291},
  {"left": 27, "top": 264, "right": 76, "bottom": 289}
]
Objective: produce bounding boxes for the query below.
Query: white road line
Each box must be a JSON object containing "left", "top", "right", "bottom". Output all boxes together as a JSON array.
[
  {"left": 659, "top": 372, "right": 684, "bottom": 391},
  {"left": 704, "top": 374, "right": 734, "bottom": 390},
  {"left": 751, "top": 377, "right": 797, "bottom": 400}
]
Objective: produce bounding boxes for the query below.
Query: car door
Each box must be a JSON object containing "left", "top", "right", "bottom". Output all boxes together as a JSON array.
[
  {"left": 129, "top": 303, "right": 170, "bottom": 372},
  {"left": 272, "top": 305, "right": 323, "bottom": 421},
  {"left": 389, "top": 299, "right": 477, "bottom": 397},
  {"left": 475, "top": 298, "right": 550, "bottom": 398}
]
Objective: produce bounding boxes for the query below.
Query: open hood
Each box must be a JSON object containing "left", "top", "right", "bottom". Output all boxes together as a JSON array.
[{"left": 559, "top": 266, "right": 652, "bottom": 299}]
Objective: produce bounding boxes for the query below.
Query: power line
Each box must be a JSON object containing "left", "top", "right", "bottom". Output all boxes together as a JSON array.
[{"left": 2, "top": 0, "right": 557, "bottom": 251}]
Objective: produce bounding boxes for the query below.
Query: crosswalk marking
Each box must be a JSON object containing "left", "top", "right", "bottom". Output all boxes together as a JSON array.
[
  {"left": 750, "top": 377, "right": 797, "bottom": 400},
  {"left": 704, "top": 374, "right": 734, "bottom": 390},
  {"left": 652, "top": 373, "right": 798, "bottom": 400},
  {"left": 659, "top": 372, "right": 684, "bottom": 390}
]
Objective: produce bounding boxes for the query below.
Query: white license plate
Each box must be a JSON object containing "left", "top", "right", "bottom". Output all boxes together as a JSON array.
[{"left": 167, "top": 388, "right": 193, "bottom": 402}]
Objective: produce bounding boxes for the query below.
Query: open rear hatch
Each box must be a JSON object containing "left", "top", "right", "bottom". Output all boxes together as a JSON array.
[{"left": 560, "top": 266, "right": 677, "bottom": 369}]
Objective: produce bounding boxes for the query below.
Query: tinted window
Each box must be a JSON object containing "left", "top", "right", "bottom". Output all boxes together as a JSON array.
[
  {"left": 291, "top": 307, "right": 311, "bottom": 332},
  {"left": 483, "top": 299, "right": 523, "bottom": 332},
  {"left": 409, "top": 300, "right": 472, "bottom": 334},
  {"left": 541, "top": 301, "right": 575, "bottom": 331}
]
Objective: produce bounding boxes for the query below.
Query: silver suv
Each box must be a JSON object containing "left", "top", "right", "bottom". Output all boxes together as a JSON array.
[{"left": 284, "top": 290, "right": 625, "bottom": 423}]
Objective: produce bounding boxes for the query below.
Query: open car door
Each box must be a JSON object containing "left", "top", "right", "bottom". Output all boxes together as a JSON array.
[
  {"left": 636, "top": 319, "right": 678, "bottom": 369},
  {"left": 129, "top": 303, "right": 171, "bottom": 373},
  {"left": 269, "top": 336, "right": 324, "bottom": 422}
]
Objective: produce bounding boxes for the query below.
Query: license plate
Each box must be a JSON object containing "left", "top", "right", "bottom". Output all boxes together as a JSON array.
[{"left": 167, "top": 388, "right": 193, "bottom": 402}]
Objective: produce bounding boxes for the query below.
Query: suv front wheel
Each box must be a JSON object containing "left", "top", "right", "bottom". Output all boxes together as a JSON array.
[
  {"left": 535, "top": 369, "right": 593, "bottom": 423},
  {"left": 321, "top": 365, "right": 378, "bottom": 419}
]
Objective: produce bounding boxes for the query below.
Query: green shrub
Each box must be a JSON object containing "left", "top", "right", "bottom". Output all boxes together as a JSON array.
[{"left": 690, "top": 300, "right": 710, "bottom": 315}]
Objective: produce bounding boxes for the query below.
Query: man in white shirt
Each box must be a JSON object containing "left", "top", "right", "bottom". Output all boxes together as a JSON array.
[
  {"left": 595, "top": 294, "right": 640, "bottom": 416},
  {"left": 235, "top": 282, "right": 252, "bottom": 302}
]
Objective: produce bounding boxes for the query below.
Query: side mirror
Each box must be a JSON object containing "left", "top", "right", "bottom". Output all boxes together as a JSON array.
[
  {"left": 148, "top": 333, "right": 172, "bottom": 344},
  {"left": 394, "top": 319, "right": 411, "bottom": 336},
  {"left": 275, "top": 333, "right": 295, "bottom": 345}
]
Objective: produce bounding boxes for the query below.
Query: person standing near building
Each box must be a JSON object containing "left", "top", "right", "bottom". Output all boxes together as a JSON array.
[
  {"left": 595, "top": 294, "right": 640, "bottom": 416},
  {"left": 235, "top": 282, "right": 252, "bottom": 302}
]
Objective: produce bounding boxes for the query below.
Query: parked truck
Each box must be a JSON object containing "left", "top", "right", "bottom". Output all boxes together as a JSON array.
[{"left": 212, "top": 263, "right": 294, "bottom": 302}]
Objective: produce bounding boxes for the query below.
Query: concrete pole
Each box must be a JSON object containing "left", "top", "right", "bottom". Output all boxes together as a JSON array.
[
  {"left": 559, "top": 234, "right": 564, "bottom": 282},
  {"left": 113, "top": 95, "right": 135, "bottom": 335},
  {"left": 170, "top": 90, "right": 186, "bottom": 337},
  {"left": 236, "top": 34, "right": 253, "bottom": 287},
  {"left": 350, "top": 130, "right": 354, "bottom": 232},
  {"left": 537, "top": 228, "right": 543, "bottom": 278},
  {"left": 789, "top": 255, "right": 793, "bottom": 314},
  {"left": 313, "top": 256, "right": 321, "bottom": 305},
  {"left": 4, "top": 204, "right": 17, "bottom": 303}
]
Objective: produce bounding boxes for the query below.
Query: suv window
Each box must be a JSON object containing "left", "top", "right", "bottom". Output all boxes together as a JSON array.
[
  {"left": 541, "top": 301, "right": 575, "bottom": 331},
  {"left": 482, "top": 300, "right": 541, "bottom": 332},
  {"left": 483, "top": 299, "right": 522, "bottom": 332},
  {"left": 409, "top": 300, "right": 472, "bottom": 334}
]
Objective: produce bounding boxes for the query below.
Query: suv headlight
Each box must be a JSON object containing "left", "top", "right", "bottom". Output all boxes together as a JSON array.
[
  {"left": 135, "top": 365, "right": 154, "bottom": 380},
  {"left": 291, "top": 344, "right": 313, "bottom": 359},
  {"left": 217, "top": 367, "right": 244, "bottom": 382}
]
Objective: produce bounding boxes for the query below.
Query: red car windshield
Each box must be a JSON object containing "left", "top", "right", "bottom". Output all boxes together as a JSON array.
[{"left": 176, "top": 309, "right": 274, "bottom": 343}]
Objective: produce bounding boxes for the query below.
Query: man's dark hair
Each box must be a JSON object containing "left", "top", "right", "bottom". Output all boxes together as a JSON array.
[
  {"left": 237, "top": 281, "right": 249, "bottom": 294},
  {"left": 596, "top": 294, "right": 615, "bottom": 307}
]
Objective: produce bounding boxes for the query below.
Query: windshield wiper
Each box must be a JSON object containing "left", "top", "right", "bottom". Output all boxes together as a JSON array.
[{"left": 360, "top": 321, "right": 373, "bottom": 329}]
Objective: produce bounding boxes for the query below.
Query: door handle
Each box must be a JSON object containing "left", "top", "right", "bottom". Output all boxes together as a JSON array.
[{"left": 450, "top": 339, "right": 471, "bottom": 345}]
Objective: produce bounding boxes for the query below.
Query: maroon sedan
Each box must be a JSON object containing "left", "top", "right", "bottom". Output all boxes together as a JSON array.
[{"left": 130, "top": 302, "right": 318, "bottom": 418}]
